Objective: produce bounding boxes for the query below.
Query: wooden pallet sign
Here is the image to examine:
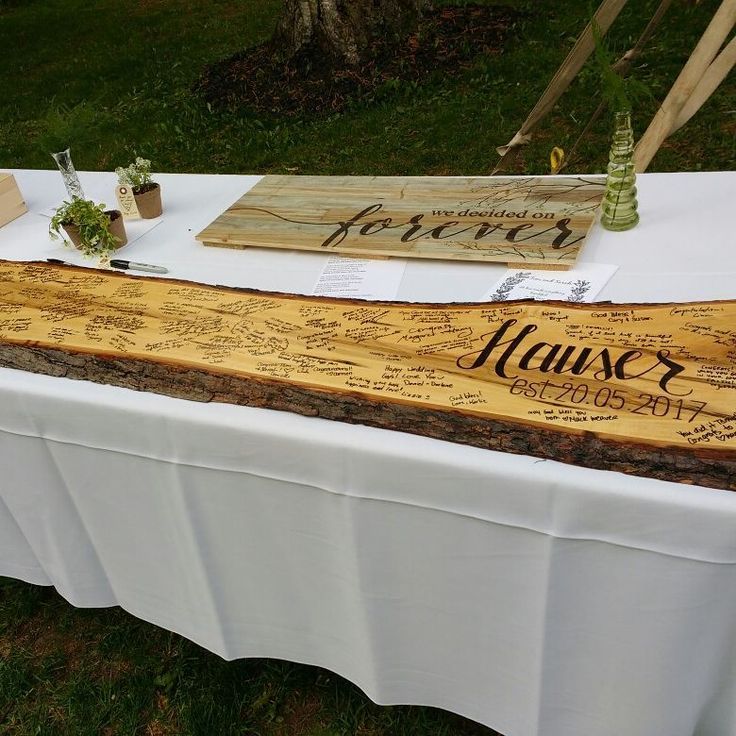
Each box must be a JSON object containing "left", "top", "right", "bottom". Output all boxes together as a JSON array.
[
  {"left": 0, "top": 260, "right": 734, "bottom": 490},
  {"left": 0, "top": 174, "right": 27, "bottom": 229},
  {"left": 196, "top": 175, "right": 606, "bottom": 270}
]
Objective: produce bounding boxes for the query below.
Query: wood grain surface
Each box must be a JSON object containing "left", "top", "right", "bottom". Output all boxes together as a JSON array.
[
  {"left": 0, "top": 174, "right": 27, "bottom": 229},
  {"left": 196, "top": 175, "right": 606, "bottom": 269},
  {"left": 0, "top": 260, "right": 734, "bottom": 489}
]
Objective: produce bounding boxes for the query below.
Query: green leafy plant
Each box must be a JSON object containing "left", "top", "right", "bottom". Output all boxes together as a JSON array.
[
  {"left": 591, "top": 18, "right": 650, "bottom": 113},
  {"left": 115, "top": 157, "right": 157, "bottom": 194},
  {"left": 49, "top": 198, "right": 121, "bottom": 258}
]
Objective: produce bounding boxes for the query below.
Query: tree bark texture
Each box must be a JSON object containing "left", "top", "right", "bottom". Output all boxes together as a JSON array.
[
  {"left": 0, "top": 341, "right": 734, "bottom": 492},
  {"left": 270, "top": 0, "right": 429, "bottom": 67},
  {"left": 0, "top": 260, "right": 735, "bottom": 492}
]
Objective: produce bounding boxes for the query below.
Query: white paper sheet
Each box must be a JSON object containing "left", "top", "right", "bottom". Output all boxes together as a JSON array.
[
  {"left": 484, "top": 263, "right": 618, "bottom": 303},
  {"left": 313, "top": 255, "right": 407, "bottom": 300}
]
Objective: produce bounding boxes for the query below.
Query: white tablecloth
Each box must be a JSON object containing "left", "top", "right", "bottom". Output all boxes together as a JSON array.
[{"left": 1, "top": 169, "right": 736, "bottom": 736}]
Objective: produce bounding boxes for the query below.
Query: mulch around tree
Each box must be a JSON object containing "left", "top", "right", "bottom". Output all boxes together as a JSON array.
[{"left": 195, "top": 4, "right": 526, "bottom": 116}]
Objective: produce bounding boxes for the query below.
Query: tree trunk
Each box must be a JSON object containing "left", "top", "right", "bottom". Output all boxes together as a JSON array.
[{"left": 270, "top": 0, "right": 430, "bottom": 68}]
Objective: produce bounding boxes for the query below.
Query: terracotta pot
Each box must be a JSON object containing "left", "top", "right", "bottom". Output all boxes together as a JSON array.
[
  {"left": 62, "top": 209, "right": 127, "bottom": 252},
  {"left": 134, "top": 183, "right": 162, "bottom": 218}
]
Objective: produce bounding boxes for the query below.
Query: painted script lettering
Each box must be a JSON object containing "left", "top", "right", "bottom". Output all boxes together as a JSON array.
[{"left": 320, "top": 205, "right": 582, "bottom": 249}]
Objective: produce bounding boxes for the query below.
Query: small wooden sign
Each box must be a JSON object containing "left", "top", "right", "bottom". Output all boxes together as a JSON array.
[
  {"left": 0, "top": 260, "right": 734, "bottom": 490},
  {"left": 115, "top": 185, "right": 140, "bottom": 219},
  {"left": 0, "top": 173, "right": 28, "bottom": 228},
  {"left": 196, "top": 175, "right": 606, "bottom": 270}
]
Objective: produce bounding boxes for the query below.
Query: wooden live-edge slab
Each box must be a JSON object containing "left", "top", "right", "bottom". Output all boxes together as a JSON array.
[
  {"left": 196, "top": 175, "right": 606, "bottom": 270},
  {"left": 0, "top": 173, "right": 27, "bottom": 229},
  {"left": 0, "top": 260, "right": 734, "bottom": 490}
]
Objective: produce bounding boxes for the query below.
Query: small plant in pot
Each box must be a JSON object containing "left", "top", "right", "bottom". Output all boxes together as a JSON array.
[
  {"left": 50, "top": 198, "right": 127, "bottom": 258},
  {"left": 115, "top": 157, "right": 162, "bottom": 218}
]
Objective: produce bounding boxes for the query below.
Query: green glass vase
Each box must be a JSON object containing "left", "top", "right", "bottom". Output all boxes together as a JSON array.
[{"left": 600, "top": 111, "right": 639, "bottom": 231}]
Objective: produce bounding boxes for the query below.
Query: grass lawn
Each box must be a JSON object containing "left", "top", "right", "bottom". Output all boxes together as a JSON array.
[
  {"left": 0, "top": 0, "right": 733, "bottom": 176},
  {"left": 0, "top": 0, "right": 734, "bottom": 734},
  {"left": 0, "top": 578, "right": 497, "bottom": 735}
]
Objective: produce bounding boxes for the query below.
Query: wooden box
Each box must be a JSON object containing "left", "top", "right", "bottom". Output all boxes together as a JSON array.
[{"left": 0, "top": 173, "right": 28, "bottom": 228}]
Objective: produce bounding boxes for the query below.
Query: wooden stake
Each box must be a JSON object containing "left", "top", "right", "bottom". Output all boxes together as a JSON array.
[
  {"left": 558, "top": 0, "right": 675, "bottom": 173},
  {"left": 494, "top": 0, "right": 629, "bottom": 168},
  {"left": 633, "top": 0, "right": 736, "bottom": 172},
  {"left": 671, "top": 35, "right": 736, "bottom": 134}
]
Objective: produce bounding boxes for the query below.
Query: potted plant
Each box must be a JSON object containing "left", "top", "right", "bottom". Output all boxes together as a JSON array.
[
  {"left": 50, "top": 198, "right": 127, "bottom": 258},
  {"left": 115, "top": 157, "right": 162, "bottom": 218}
]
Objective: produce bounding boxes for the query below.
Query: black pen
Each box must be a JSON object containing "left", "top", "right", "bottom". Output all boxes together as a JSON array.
[
  {"left": 46, "top": 258, "right": 75, "bottom": 266},
  {"left": 109, "top": 259, "right": 168, "bottom": 274}
]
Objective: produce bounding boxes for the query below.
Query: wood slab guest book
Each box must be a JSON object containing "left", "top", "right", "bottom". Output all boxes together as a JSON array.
[
  {"left": 196, "top": 175, "right": 606, "bottom": 270},
  {"left": 0, "top": 260, "right": 734, "bottom": 490},
  {"left": 0, "top": 174, "right": 27, "bottom": 228}
]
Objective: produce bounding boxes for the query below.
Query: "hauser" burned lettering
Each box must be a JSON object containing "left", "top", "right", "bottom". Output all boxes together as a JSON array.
[{"left": 456, "top": 319, "right": 690, "bottom": 396}]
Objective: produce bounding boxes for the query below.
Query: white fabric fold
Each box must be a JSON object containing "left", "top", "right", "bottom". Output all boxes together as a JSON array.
[{"left": 2, "top": 170, "right": 736, "bottom": 736}]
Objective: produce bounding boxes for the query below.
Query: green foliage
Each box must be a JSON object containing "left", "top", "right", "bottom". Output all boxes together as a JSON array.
[
  {"left": 591, "top": 18, "right": 629, "bottom": 111},
  {"left": 0, "top": 0, "right": 732, "bottom": 176},
  {"left": 591, "top": 17, "right": 652, "bottom": 114},
  {"left": 115, "top": 156, "right": 155, "bottom": 192},
  {"left": 49, "top": 198, "right": 121, "bottom": 258},
  {"left": 0, "top": 577, "right": 492, "bottom": 735}
]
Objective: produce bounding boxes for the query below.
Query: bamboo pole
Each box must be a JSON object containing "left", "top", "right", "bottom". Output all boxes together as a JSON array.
[
  {"left": 559, "top": 0, "right": 675, "bottom": 172},
  {"left": 611, "top": 0, "right": 675, "bottom": 76},
  {"left": 633, "top": 0, "right": 736, "bottom": 172},
  {"left": 494, "top": 0, "right": 629, "bottom": 167},
  {"left": 670, "top": 35, "right": 736, "bottom": 134}
]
